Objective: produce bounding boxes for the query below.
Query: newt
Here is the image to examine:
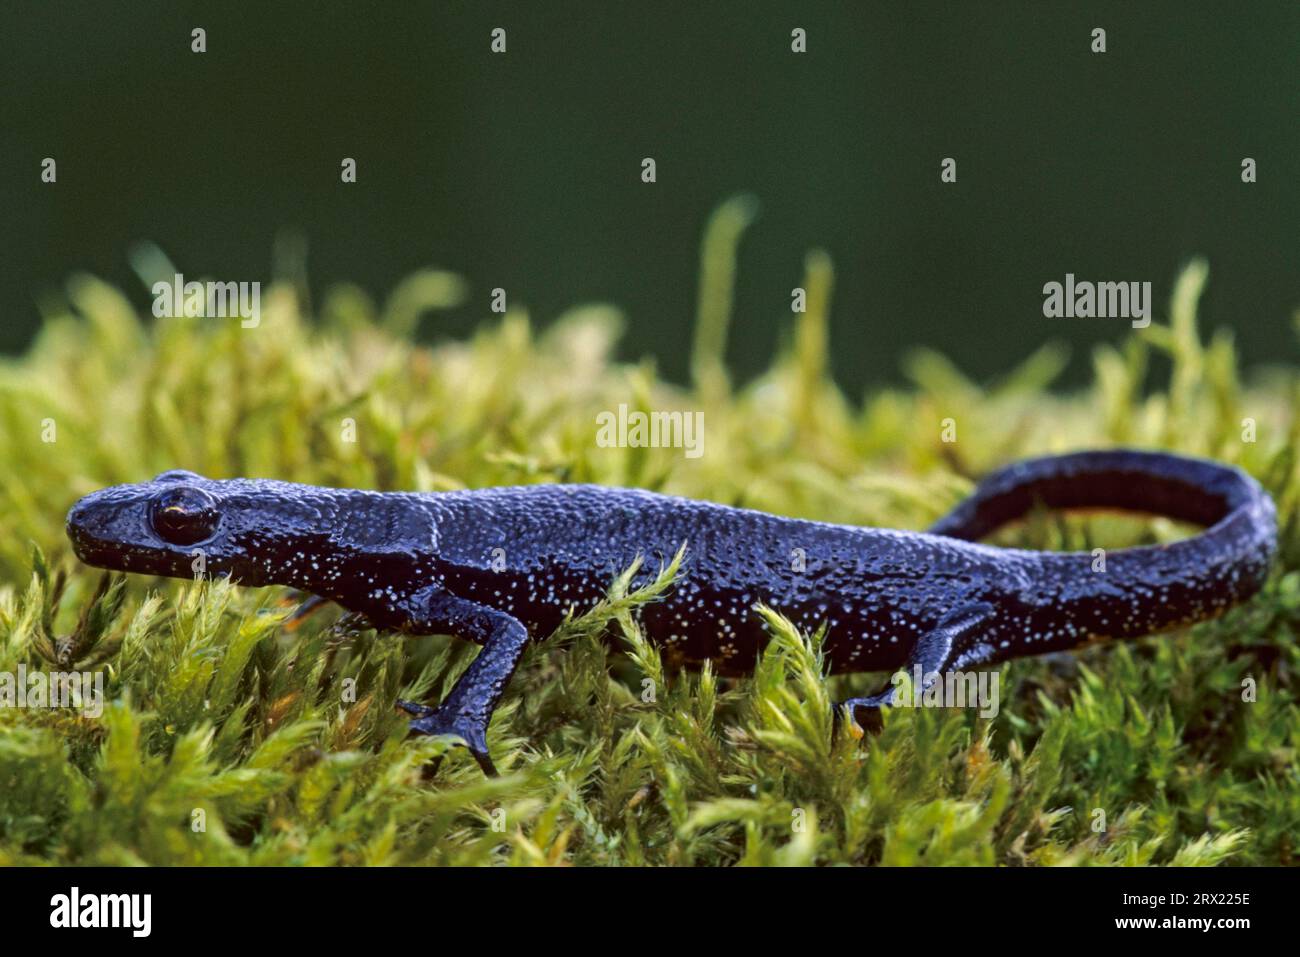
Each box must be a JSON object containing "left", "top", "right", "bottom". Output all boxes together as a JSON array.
[{"left": 65, "top": 449, "right": 1276, "bottom": 774}]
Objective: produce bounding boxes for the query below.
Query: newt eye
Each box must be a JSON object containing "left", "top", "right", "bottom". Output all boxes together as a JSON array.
[{"left": 149, "top": 486, "right": 219, "bottom": 546}]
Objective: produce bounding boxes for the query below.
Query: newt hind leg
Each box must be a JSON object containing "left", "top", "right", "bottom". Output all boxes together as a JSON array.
[{"left": 839, "top": 602, "right": 995, "bottom": 734}]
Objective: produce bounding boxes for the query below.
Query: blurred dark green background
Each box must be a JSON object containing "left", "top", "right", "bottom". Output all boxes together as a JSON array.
[{"left": 2, "top": 1, "right": 1297, "bottom": 388}]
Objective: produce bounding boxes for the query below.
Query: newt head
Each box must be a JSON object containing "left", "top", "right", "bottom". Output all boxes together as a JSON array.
[{"left": 66, "top": 470, "right": 329, "bottom": 586}]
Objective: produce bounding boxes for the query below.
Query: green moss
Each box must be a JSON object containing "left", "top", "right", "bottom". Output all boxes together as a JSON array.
[{"left": 0, "top": 211, "right": 1296, "bottom": 865}]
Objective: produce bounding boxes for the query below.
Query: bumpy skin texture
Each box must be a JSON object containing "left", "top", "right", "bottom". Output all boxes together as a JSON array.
[{"left": 66, "top": 450, "right": 1277, "bottom": 774}]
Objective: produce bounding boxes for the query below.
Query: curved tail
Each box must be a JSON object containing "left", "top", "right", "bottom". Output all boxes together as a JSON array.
[{"left": 930, "top": 449, "right": 1277, "bottom": 642}]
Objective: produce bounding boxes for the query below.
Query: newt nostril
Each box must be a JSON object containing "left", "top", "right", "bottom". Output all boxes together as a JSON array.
[
  {"left": 66, "top": 498, "right": 88, "bottom": 535},
  {"left": 66, "top": 496, "right": 105, "bottom": 558}
]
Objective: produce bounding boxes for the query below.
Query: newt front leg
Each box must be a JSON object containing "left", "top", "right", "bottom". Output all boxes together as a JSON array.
[{"left": 396, "top": 587, "right": 530, "bottom": 776}]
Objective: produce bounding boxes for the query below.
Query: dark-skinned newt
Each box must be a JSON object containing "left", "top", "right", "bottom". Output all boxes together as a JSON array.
[{"left": 65, "top": 449, "right": 1277, "bottom": 774}]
